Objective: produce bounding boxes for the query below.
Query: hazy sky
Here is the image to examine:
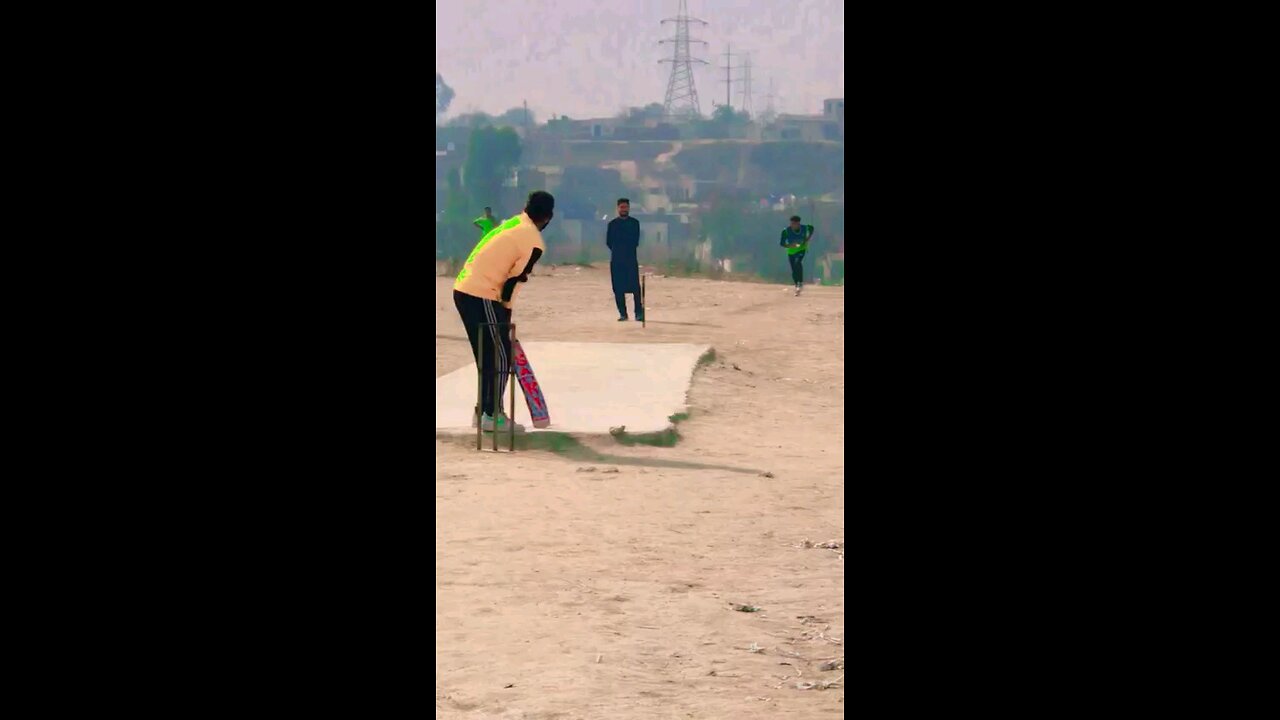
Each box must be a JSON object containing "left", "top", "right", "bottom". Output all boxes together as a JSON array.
[{"left": 435, "top": 0, "right": 844, "bottom": 122}]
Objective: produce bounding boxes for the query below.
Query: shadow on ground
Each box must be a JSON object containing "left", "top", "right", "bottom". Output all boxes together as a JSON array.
[
  {"left": 440, "top": 430, "right": 762, "bottom": 475},
  {"left": 642, "top": 320, "right": 724, "bottom": 329}
]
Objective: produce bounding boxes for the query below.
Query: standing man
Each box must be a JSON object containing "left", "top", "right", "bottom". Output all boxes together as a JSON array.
[
  {"left": 473, "top": 206, "right": 498, "bottom": 236},
  {"left": 606, "top": 198, "right": 643, "bottom": 322},
  {"left": 780, "top": 215, "right": 815, "bottom": 296},
  {"left": 454, "top": 191, "right": 553, "bottom": 433}
]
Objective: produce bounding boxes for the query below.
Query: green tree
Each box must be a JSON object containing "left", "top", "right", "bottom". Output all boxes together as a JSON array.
[
  {"left": 701, "top": 192, "right": 749, "bottom": 251},
  {"left": 436, "top": 167, "right": 474, "bottom": 259},
  {"left": 496, "top": 106, "right": 535, "bottom": 128},
  {"left": 689, "top": 106, "right": 750, "bottom": 139},
  {"left": 446, "top": 112, "right": 494, "bottom": 128},
  {"left": 673, "top": 143, "right": 745, "bottom": 184},
  {"left": 749, "top": 142, "right": 843, "bottom": 197},
  {"left": 435, "top": 74, "right": 455, "bottom": 116},
  {"left": 463, "top": 125, "right": 522, "bottom": 211},
  {"left": 445, "top": 167, "right": 469, "bottom": 222},
  {"left": 559, "top": 167, "right": 632, "bottom": 218}
]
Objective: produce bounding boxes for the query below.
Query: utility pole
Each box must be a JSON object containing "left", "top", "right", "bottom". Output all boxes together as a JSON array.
[
  {"left": 738, "top": 52, "right": 753, "bottom": 118},
  {"left": 720, "top": 43, "right": 734, "bottom": 111},
  {"left": 659, "top": 0, "right": 709, "bottom": 119}
]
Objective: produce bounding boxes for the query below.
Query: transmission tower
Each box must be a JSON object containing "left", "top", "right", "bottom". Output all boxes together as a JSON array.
[
  {"left": 738, "top": 53, "right": 754, "bottom": 118},
  {"left": 659, "top": 0, "right": 709, "bottom": 119},
  {"left": 760, "top": 76, "right": 778, "bottom": 122}
]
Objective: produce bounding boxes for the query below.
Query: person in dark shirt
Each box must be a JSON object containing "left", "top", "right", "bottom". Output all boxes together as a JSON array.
[
  {"left": 780, "top": 215, "right": 815, "bottom": 296},
  {"left": 606, "top": 198, "right": 643, "bottom": 321}
]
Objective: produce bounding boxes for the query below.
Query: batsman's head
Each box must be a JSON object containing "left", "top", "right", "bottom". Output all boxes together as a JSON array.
[
  {"left": 789, "top": 215, "right": 802, "bottom": 230},
  {"left": 526, "top": 191, "right": 554, "bottom": 230}
]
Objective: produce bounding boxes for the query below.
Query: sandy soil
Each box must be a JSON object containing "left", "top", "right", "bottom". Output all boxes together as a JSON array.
[{"left": 436, "top": 265, "right": 844, "bottom": 719}]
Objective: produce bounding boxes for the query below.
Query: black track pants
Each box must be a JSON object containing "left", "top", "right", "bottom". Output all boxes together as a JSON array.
[
  {"left": 788, "top": 251, "right": 806, "bottom": 284},
  {"left": 454, "top": 290, "right": 511, "bottom": 417}
]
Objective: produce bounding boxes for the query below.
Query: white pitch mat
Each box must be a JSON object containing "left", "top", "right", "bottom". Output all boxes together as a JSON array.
[{"left": 435, "top": 342, "right": 710, "bottom": 435}]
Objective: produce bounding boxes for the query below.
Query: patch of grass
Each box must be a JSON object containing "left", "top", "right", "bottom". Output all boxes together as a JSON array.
[
  {"left": 572, "top": 247, "right": 595, "bottom": 267},
  {"left": 696, "top": 348, "right": 717, "bottom": 367},
  {"left": 606, "top": 409, "right": 691, "bottom": 448},
  {"left": 444, "top": 431, "right": 605, "bottom": 458},
  {"left": 658, "top": 264, "right": 778, "bottom": 284},
  {"left": 446, "top": 427, "right": 685, "bottom": 453},
  {"left": 521, "top": 432, "right": 603, "bottom": 459},
  {"left": 610, "top": 426, "right": 681, "bottom": 447},
  {"left": 663, "top": 254, "right": 701, "bottom": 277},
  {"left": 438, "top": 429, "right": 766, "bottom": 474}
]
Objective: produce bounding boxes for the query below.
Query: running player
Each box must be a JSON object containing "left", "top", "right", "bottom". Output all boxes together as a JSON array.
[{"left": 780, "top": 215, "right": 815, "bottom": 296}]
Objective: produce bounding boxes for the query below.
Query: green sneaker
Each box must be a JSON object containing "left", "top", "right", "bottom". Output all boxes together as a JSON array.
[{"left": 481, "top": 411, "right": 525, "bottom": 433}]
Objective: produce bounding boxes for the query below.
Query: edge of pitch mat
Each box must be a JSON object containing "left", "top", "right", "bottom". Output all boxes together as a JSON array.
[{"left": 434, "top": 342, "right": 711, "bottom": 435}]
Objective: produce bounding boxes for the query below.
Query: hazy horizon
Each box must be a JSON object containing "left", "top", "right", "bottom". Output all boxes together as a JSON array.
[{"left": 435, "top": 0, "right": 844, "bottom": 123}]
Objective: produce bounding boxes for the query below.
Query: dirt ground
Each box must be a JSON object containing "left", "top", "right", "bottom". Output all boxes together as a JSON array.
[{"left": 436, "top": 265, "right": 844, "bottom": 719}]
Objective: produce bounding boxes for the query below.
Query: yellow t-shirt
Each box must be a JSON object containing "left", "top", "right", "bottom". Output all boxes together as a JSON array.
[{"left": 454, "top": 212, "right": 546, "bottom": 308}]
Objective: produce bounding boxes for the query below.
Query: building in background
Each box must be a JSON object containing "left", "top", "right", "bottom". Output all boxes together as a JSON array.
[
  {"left": 762, "top": 98, "right": 844, "bottom": 142},
  {"left": 823, "top": 98, "right": 845, "bottom": 124}
]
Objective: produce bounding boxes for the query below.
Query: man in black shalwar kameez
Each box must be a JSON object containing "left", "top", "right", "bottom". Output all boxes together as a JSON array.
[{"left": 606, "top": 198, "right": 643, "bottom": 321}]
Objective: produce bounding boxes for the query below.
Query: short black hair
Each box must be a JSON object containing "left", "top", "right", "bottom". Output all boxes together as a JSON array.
[
  {"left": 617, "top": 198, "right": 630, "bottom": 206},
  {"left": 525, "top": 191, "right": 555, "bottom": 221},
  {"left": 790, "top": 215, "right": 801, "bottom": 222},
  {"left": 484, "top": 206, "right": 491, "bottom": 212}
]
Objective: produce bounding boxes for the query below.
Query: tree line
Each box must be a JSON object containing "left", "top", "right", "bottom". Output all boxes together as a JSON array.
[{"left": 436, "top": 126, "right": 523, "bottom": 259}]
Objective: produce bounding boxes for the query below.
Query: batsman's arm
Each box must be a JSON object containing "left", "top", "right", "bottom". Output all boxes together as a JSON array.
[{"left": 501, "top": 246, "right": 544, "bottom": 302}]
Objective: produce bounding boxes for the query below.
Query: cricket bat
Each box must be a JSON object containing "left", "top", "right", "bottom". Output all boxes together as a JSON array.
[{"left": 512, "top": 339, "right": 550, "bottom": 428}]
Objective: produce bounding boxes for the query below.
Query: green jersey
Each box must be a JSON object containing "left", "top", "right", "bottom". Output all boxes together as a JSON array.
[
  {"left": 474, "top": 215, "right": 497, "bottom": 234},
  {"left": 780, "top": 224, "right": 814, "bottom": 256}
]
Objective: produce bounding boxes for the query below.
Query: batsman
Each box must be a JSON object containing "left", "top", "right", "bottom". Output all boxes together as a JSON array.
[{"left": 453, "top": 191, "right": 552, "bottom": 433}]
